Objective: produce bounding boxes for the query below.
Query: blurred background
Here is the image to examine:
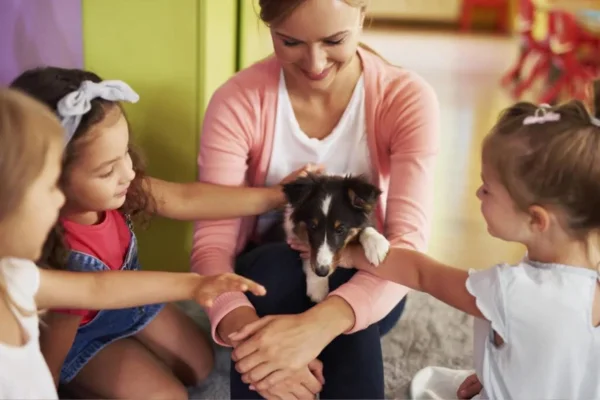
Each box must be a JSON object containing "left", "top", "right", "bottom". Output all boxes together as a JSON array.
[{"left": 1, "top": 0, "right": 599, "bottom": 273}]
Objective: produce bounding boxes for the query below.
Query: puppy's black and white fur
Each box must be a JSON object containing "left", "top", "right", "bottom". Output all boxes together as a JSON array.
[{"left": 262, "top": 174, "right": 390, "bottom": 303}]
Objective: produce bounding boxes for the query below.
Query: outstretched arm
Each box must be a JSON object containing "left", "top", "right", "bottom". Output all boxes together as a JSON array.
[
  {"left": 146, "top": 177, "right": 285, "bottom": 221},
  {"left": 35, "top": 269, "right": 266, "bottom": 310},
  {"left": 347, "top": 246, "right": 483, "bottom": 319}
]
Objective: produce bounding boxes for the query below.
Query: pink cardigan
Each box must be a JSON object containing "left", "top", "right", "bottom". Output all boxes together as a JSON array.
[{"left": 191, "top": 47, "right": 440, "bottom": 345}]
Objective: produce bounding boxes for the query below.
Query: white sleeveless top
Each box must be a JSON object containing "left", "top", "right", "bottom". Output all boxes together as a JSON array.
[
  {"left": 0, "top": 258, "right": 57, "bottom": 399},
  {"left": 467, "top": 259, "right": 600, "bottom": 399},
  {"left": 257, "top": 69, "right": 371, "bottom": 235}
]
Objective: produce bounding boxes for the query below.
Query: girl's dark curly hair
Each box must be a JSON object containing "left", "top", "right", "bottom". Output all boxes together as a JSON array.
[{"left": 10, "top": 67, "right": 155, "bottom": 269}]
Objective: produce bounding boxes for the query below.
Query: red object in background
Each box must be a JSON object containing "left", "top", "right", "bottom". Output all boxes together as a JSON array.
[
  {"left": 500, "top": 1, "right": 600, "bottom": 104},
  {"left": 500, "top": 0, "right": 553, "bottom": 98},
  {"left": 537, "top": 10, "right": 600, "bottom": 103},
  {"left": 460, "top": 0, "right": 511, "bottom": 33}
]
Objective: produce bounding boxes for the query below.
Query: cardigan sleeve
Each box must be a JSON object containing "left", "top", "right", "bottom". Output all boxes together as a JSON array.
[
  {"left": 329, "top": 71, "right": 440, "bottom": 333},
  {"left": 190, "top": 80, "right": 258, "bottom": 346}
]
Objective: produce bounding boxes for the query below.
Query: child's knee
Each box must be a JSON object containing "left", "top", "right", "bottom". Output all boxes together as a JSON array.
[
  {"left": 188, "top": 352, "right": 215, "bottom": 386},
  {"left": 178, "top": 338, "right": 215, "bottom": 386}
]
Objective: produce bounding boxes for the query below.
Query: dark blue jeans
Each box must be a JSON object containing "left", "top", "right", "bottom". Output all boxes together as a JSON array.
[{"left": 231, "top": 242, "right": 407, "bottom": 399}]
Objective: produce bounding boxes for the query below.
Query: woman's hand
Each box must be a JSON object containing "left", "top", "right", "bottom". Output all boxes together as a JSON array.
[
  {"left": 287, "top": 236, "right": 310, "bottom": 260},
  {"left": 228, "top": 314, "right": 330, "bottom": 390},
  {"left": 457, "top": 373, "right": 482, "bottom": 399},
  {"left": 252, "top": 360, "right": 324, "bottom": 399},
  {"left": 193, "top": 273, "right": 266, "bottom": 308}
]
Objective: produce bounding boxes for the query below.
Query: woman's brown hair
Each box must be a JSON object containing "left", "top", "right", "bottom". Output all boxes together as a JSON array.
[
  {"left": 10, "top": 67, "right": 155, "bottom": 269},
  {"left": 482, "top": 80, "right": 600, "bottom": 237},
  {"left": 0, "top": 88, "right": 63, "bottom": 314},
  {"left": 258, "top": 0, "right": 388, "bottom": 62}
]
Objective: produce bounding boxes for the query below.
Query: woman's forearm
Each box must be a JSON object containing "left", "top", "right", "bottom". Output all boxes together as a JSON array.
[
  {"left": 147, "top": 177, "right": 285, "bottom": 221},
  {"left": 303, "top": 295, "right": 356, "bottom": 341}
]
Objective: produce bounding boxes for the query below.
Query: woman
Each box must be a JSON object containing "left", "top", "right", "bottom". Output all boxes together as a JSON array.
[{"left": 191, "top": 0, "right": 440, "bottom": 397}]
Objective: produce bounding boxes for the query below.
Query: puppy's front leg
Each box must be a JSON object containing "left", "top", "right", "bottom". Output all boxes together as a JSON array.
[
  {"left": 359, "top": 227, "right": 390, "bottom": 266},
  {"left": 304, "top": 259, "right": 329, "bottom": 303}
]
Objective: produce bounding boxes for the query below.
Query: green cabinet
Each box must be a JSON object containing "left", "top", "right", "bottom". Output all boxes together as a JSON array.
[{"left": 83, "top": 0, "right": 238, "bottom": 272}]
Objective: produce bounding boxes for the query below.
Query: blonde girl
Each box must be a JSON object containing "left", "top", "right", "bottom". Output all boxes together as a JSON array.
[{"left": 0, "top": 88, "right": 265, "bottom": 399}]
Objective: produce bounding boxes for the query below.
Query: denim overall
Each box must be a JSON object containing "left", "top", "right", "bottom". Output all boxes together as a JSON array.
[{"left": 59, "top": 214, "right": 165, "bottom": 384}]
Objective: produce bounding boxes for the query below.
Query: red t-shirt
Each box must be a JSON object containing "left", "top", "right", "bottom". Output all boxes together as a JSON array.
[{"left": 54, "top": 210, "right": 131, "bottom": 324}]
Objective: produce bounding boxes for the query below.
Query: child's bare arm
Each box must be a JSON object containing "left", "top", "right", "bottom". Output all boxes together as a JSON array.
[
  {"left": 145, "top": 163, "right": 324, "bottom": 221},
  {"left": 146, "top": 177, "right": 285, "bottom": 220},
  {"left": 35, "top": 270, "right": 266, "bottom": 311},
  {"left": 39, "top": 312, "right": 81, "bottom": 385},
  {"left": 348, "top": 246, "right": 484, "bottom": 319}
]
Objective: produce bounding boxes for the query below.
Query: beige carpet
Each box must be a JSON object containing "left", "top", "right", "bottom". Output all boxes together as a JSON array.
[{"left": 181, "top": 291, "right": 474, "bottom": 399}]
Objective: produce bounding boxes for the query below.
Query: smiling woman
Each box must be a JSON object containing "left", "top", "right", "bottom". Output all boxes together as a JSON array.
[{"left": 192, "top": 0, "right": 440, "bottom": 398}]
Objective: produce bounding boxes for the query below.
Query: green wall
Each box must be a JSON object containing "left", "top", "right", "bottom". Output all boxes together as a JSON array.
[
  {"left": 83, "top": 0, "right": 237, "bottom": 272},
  {"left": 238, "top": 0, "right": 274, "bottom": 69}
]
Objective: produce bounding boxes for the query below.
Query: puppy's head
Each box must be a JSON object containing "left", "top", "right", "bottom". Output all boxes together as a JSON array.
[{"left": 283, "top": 174, "right": 381, "bottom": 277}]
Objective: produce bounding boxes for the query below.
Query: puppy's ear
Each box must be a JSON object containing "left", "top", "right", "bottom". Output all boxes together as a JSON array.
[
  {"left": 282, "top": 175, "right": 317, "bottom": 207},
  {"left": 345, "top": 176, "right": 381, "bottom": 212}
]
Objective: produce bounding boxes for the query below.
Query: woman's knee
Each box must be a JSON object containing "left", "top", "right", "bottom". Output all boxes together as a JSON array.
[{"left": 235, "top": 242, "right": 311, "bottom": 316}]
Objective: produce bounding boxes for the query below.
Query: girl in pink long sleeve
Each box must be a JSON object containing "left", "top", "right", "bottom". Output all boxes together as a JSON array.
[{"left": 192, "top": 0, "right": 440, "bottom": 398}]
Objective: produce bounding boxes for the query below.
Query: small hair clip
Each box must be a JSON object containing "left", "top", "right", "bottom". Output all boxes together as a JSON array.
[
  {"left": 591, "top": 116, "right": 600, "bottom": 127},
  {"left": 523, "top": 104, "right": 561, "bottom": 125}
]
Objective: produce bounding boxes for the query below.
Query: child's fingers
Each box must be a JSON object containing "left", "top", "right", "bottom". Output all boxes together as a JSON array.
[
  {"left": 197, "top": 274, "right": 266, "bottom": 307},
  {"left": 230, "top": 276, "right": 266, "bottom": 296},
  {"left": 457, "top": 374, "right": 481, "bottom": 399}
]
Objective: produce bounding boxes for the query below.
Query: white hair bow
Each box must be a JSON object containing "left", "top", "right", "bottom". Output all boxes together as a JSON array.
[{"left": 57, "top": 80, "right": 139, "bottom": 144}]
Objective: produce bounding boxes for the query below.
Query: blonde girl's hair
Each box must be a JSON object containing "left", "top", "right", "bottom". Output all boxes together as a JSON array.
[
  {"left": 0, "top": 88, "right": 64, "bottom": 315},
  {"left": 482, "top": 80, "right": 600, "bottom": 238}
]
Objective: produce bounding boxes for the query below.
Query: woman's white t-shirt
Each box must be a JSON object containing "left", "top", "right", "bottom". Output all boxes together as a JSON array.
[
  {"left": 257, "top": 69, "right": 372, "bottom": 235},
  {"left": 0, "top": 258, "right": 57, "bottom": 399}
]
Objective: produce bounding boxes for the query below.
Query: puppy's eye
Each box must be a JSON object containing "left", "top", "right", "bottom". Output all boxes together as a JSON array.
[
  {"left": 308, "top": 220, "right": 319, "bottom": 230},
  {"left": 334, "top": 224, "right": 347, "bottom": 235}
]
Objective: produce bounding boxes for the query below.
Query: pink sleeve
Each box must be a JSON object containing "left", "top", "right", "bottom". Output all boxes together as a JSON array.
[
  {"left": 329, "top": 72, "right": 440, "bottom": 332},
  {"left": 190, "top": 80, "right": 257, "bottom": 346}
]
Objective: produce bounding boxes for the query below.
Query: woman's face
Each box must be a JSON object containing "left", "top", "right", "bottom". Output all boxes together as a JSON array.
[{"left": 270, "top": 0, "right": 364, "bottom": 90}]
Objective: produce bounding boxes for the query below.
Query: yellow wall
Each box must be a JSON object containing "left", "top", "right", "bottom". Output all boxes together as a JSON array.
[
  {"left": 238, "top": 0, "right": 273, "bottom": 69},
  {"left": 82, "top": 0, "right": 237, "bottom": 272}
]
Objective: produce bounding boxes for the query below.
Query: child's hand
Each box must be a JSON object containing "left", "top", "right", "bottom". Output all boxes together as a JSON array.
[
  {"left": 457, "top": 373, "right": 482, "bottom": 399},
  {"left": 194, "top": 273, "right": 266, "bottom": 307}
]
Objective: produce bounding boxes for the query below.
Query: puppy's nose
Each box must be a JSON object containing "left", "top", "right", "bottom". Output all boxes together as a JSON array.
[{"left": 315, "top": 265, "right": 330, "bottom": 277}]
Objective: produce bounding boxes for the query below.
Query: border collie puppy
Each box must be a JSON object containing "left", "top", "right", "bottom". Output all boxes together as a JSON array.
[{"left": 273, "top": 174, "right": 390, "bottom": 303}]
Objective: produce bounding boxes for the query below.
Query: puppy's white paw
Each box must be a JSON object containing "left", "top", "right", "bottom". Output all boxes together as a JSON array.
[
  {"left": 359, "top": 227, "right": 390, "bottom": 266},
  {"left": 306, "top": 277, "right": 329, "bottom": 303}
]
